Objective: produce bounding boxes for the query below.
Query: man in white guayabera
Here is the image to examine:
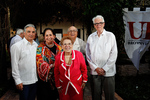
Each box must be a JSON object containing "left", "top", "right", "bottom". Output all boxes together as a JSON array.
[
  {"left": 86, "top": 15, "right": 118, "bottom": 100},
  {"left": 11, "top": 24, "right": 38, "bottom": 100}
]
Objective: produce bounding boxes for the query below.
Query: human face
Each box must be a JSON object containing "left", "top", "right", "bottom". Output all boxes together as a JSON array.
[
  {"left": 24, "top": 27, "right": 36, "bottom": 43},
  {"left": 44, "top": 30, "right": 54, "bottom": 44},
  {"left": 62, "top": 39, "right": 73, "bottom": 53},
  {"left": 68, "top": 26, "right": 78, "bottom": 40},
  {"left": 94, "top": 18, "right": 105, "bottom": 32}
]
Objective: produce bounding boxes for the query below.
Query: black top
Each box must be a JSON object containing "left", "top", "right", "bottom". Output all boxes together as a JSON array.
[{"left": 46, "top": 45, "right": 56, "bottom": 55}]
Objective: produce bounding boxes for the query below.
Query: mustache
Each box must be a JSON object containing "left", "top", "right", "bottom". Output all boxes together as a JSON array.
[{"left": 28, "top": 35, "right": 34, "bottom": 37}]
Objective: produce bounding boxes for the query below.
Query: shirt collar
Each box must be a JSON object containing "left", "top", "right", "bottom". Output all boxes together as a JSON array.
[
  {"left": 60, "top": 50, "right": 75, "bottom": 62},
  {"left": 23, "top": 37, "right": 37, "bottom": 46},
  {"left": 94, "top": 29, "right": 106, "bottom": 37}
]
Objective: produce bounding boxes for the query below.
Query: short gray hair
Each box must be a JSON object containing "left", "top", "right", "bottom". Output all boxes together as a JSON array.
[
  {"left": 92, "top": 15, "right": 105, "bottom": 24},
  {"left": 16, "top": 29, "right": 24, "bottom": 35},
  {"left": 24, "top": 24, "right": 36, "bottom": 32}
]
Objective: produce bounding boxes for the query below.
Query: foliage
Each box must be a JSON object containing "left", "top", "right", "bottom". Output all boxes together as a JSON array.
[
  {"left": 8, "top": 0, "right": 84, "bottom": 29},
  {"left": 82, "top": 0, "right": 136, "bottom": 62}
]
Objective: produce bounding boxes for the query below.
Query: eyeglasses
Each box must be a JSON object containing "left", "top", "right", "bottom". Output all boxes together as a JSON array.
[
  {"left": 63, "top": 43, "right": 72, "bottom": 46},
  {"left": 68, "top": 30, "right": 77, "bottom": 33},
  {"left": 94, "top": 22, "right": 104, "bottom": 26}
]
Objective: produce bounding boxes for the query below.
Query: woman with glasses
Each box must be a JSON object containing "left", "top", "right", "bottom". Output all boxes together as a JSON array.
[
  {"left": 36, "top": 28, "right": 62, "bottom": 100},
  {"left": 54, "top": 36, "right": 88, "bottom": 100}
]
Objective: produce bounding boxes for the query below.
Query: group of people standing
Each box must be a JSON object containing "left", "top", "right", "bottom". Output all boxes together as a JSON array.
[{"left": 10, "top": 15, "right": 118, "bottom": 100}]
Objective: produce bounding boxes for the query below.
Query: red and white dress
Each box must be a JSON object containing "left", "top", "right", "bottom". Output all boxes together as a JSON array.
[{"left": 54, "top": 50, "right": 88, "bottom": 100}]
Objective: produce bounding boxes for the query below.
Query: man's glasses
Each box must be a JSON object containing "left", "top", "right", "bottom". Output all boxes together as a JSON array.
[
  {"left": 68, "top": 30, "right": 77, "bottom": 33},
  {"left": 94, "top": 22, "right": 104, "bottom": 26}
]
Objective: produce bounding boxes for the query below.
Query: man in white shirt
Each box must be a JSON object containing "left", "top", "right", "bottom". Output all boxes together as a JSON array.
[
  {"left": 86, "top": 15, "right": 118, "bottom": 100},
  {"left": 10, "top": 28, "right": 24, "bottom": 48},
  {"left": 11, "top": 24, "right": 38, "bottom": 100},
  {"left": 68, "top": 26, "right": 86, "bottom": 54}
]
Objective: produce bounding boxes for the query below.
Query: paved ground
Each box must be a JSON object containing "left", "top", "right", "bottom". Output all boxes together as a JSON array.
[
  {"left": 0, "top": 66, "right": 123, "bottom": 100},
  {"left": 117, "top": 63, "right": 150, "bottom": 76},
  {"left": 0, "top": 84, "right": 122, "bottom": 100},
  {"left": 2, "top": 61, "right": 150, "bottom": 100},
  {"left": 5, "top": 57, "right": 150, "bottom": 100}
]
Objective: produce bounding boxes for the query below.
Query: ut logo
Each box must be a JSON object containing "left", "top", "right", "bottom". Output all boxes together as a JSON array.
[{"left": 128, "top": 22, "right": 150, "bottom": 39}]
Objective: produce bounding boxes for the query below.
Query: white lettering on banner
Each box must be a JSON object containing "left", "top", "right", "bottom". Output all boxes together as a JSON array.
[{"left": 123, "top": 7, "right": 150, "bottom": 70}]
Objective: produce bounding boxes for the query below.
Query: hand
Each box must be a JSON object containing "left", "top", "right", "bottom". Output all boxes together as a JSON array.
[
  {"left": 57, "top": 87, "right": 62, "bottom": 94},
  {"left": 95, "top": 68, "right": 105, "bottom": 76},
  {"left": 99, "top": 68, "right": 105, "bottom": 76},
  {"left": 16, "top": 83, "right": 23, "bottom": 91},
  {"left": 50, "top": 64, "right": 54, "bottom": 68},
  {"left": 95, "top": 67, "right": 101, "bottom": 74},
  {"left": 81, "top": 83, "right": 86, "bottom": 89}
]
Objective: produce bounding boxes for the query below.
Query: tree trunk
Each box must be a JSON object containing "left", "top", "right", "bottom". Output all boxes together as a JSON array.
[{"left": 0, "top": 7, "right": 10, "bottom": 84}]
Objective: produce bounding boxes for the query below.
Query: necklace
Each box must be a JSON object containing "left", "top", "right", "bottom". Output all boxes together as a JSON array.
[{"left": 46, "top": 42, "right": 54, "bottom": 48}]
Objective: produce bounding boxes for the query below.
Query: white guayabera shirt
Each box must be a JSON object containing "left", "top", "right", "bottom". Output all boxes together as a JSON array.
[
  {"left": 10, "top": 35, "right": 22, "bottom": 48},
  {"left": 73, "top": 37, "right": 86, "bottom": 54},
  {"left": 10, "top": 38, "right": 38, "bottom": 85},
  {"left": 86, "top": 29, "right": 118, "bottom": 77}
]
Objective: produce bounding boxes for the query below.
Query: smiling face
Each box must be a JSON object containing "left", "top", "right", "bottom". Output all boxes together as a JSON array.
[
  {"left": 62, "top": 39, "right": 73, "bottom": 53},
  {"left": 68, "top": 26, "right": 78, "bottom": 41},
  {"left": 24, "top": 27, "right": 36, "bottom": 43},
  {"left": 44, "top": 30, "right": 54, "bottom": 44},
  {"left": 94, "top": 18, "right": 105, "bottom": 32}
]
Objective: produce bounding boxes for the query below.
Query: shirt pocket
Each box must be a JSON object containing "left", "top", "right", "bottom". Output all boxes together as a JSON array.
[{"left": 77, "top": 75, "right": 82, "bottom": 86}]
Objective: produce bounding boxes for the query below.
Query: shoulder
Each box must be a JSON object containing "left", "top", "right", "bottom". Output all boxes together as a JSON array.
[
  {"left": 38, "top": 42, "right": 45, "bottom": 48},
  {"left": 13, "top": 39, "right": 23, "bottom": 47},
  {"left": 77, "top": 37, "right": 85, "bottom": 43},
  {"left": 10, "top": 36, "right": 16, "bottom": 41},
  {"left": 75, "top": 38, "right": 86, "bottom": 46},
  {"left": 86, "top": 32, "right": 96, "bottom": 43},
  {"left": 74, "top": 50, "right": 83, "bottom": 56},
  {"left": 88, "top": 31, "right": 97, "bottom": 39},
  {"left": 105, "top": 30, "right": 115, "bottom": 37},
  {"left": 10, "top": 40, "right": 23, "bottom": 51},
  {"left": 55, "top": 52, "right": 62, "bottom": 59}
]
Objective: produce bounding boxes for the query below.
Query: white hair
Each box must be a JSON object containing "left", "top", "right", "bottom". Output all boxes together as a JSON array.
[
  {"left": 24, "top": 24, "right": 36, "bottom": 32},
  {"left": 16, "top": 29, "right": 24, "bottom": 35},
  {"left": 92, "top": 15, "right": 105, "bottom": 24}
]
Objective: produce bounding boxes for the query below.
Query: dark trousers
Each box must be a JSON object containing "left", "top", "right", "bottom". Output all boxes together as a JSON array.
[
  {"left": 90, "top": 75, "right": 115, "bottom": 100},
  {"left": 37, "top": 79, "right": 59, "bottom": 100},
  {"left": 19, "top": 82, "right": 37, "bottom": 100}
]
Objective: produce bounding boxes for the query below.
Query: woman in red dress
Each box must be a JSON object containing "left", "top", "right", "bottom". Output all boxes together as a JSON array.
[{"left": 54, "top": 36, "right": 88, "bottom": 100}]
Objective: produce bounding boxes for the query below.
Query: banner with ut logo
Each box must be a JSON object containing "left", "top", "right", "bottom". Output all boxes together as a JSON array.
[{"left": 123, "top": 7, "right": 150, "bottom": 70}]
